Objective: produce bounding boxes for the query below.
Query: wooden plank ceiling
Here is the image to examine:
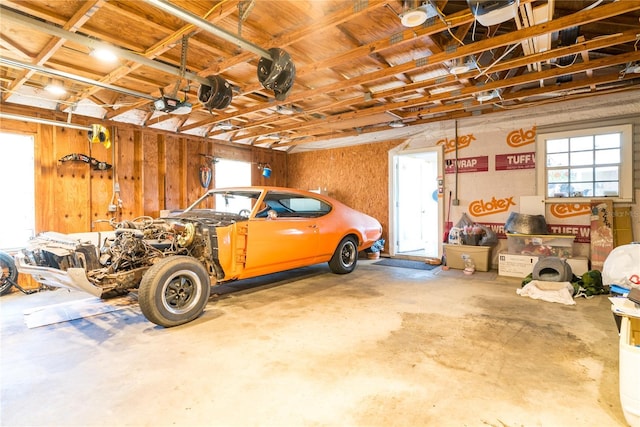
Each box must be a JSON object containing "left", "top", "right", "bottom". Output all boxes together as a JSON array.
[{"left": 1, "top": 0, "right": 639, "bottom": 151}]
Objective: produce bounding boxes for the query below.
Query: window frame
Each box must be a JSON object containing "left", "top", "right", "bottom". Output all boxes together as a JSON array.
[{"left": 536, "top": 123, "right": 633, "bottom": 203}]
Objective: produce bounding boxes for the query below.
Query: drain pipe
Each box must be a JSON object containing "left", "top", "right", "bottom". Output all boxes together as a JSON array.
[
  {"left": 145, "top": 0, "right": 272, "bottom": 60},
  {"left": 0, "top": 112, "right": 91, "bottom": 131},
  {"left": 0, "top": 6, "right": 210, "bottom": 86},
  {"left": 453, "top": 119, "right": 459, "bottom": 206}
]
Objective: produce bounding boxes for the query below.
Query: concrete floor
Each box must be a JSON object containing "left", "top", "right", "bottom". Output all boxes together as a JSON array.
[{"left": 0, "top": 260, "right": 626, "bottom": 427}]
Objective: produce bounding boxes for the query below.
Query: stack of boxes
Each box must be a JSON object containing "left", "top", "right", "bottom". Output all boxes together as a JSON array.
[{"left": 498, "top": 233, "right": 589, "bottom": 278}]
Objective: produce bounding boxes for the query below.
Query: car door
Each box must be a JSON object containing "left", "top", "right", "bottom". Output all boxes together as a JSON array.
[{"left": 240, "top": 192, "right": 321, "bottom": 278}]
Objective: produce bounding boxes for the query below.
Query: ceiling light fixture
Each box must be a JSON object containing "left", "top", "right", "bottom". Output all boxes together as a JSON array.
[
  {"left": 90, "top": 47, "right": 118, "bottom": 63},
  {"left": 276, "top": 105, "right": 294, "bottom": 115},
  {"left": 44, "top": 79, "right": 66, "bottom": 96},
  {"left": 389, "top": 120, "right": 407, "bottom": 128},
  {"left": 449, "top": 64, "right": 469, "bottom": 75},
  {"left": 216, "top": 121, "right": 237, "bottom": 131},
  {"left": 476, "top": 89, "right": 500, "bottom": 102},
  {"left": 400, "top": 1, "right": 438, "bottom": 27},
  {"left": 467, "top": 0, "right": 519, "bottom": 27},
  {"left": 449, "top": 57, "right": 477, "bottom": 75},
  {"left": 401, "top": 9, "right": 428, "bottom": 27}
]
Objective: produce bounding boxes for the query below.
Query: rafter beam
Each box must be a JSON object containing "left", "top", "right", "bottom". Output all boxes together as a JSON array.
[
  {"left": 1, "top": 0, "right": 105, "bottom": 101},
  {"left": 227, "top": 51, "right": 640, "bottom": 141},
  {"left": 180, "top": 0, "right": 640, "bottom": 133}
]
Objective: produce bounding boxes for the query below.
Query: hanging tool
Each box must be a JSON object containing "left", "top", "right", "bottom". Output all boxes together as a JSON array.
[{"left": 443, "top": 190, "right": 453, "bottom": 243}]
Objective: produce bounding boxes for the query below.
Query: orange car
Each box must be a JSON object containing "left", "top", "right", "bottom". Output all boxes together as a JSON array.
[{"left": 15, "top": 187, "right": 382, "bottom": 327}]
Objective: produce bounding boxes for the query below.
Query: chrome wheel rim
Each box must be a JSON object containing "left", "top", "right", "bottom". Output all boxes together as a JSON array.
[{"left": 341, "top": 241, "right": 357, "bottom": 268}]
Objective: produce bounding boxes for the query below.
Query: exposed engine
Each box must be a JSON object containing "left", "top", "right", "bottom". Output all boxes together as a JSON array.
[{"left": 20, "top": 215, "right": 237, "bottom": 297}]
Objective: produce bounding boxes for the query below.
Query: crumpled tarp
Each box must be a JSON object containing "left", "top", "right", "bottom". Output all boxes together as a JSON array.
[{"left": 516, "top": 280, "right": 576, "bottom": 305}]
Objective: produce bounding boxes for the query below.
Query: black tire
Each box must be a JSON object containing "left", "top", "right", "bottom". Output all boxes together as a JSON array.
[
  {"left": 329, "top": 236, "right": 358, "bottom": 274},
  {"left": 0, "top": 251, "right": 18, "bottom": 296},
  {"left": 138, "top": 256, "right": 210, "bottom": 327}
]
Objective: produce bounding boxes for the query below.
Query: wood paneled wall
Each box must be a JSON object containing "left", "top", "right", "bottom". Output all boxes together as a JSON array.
[
  {"left": 0, "top": 116, "right": 286, "bottom": 235},
  {"left": 287, "top": 140, "right": 404, "bottom": 247},
  {"left": 1, "top": 114, "right": 383, "bottom": 291}
]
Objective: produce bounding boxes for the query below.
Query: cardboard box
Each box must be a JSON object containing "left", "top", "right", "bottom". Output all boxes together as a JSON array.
[
  {"left": 614, "top": 206, "right": 634, "bottom": 246},
  {"left": 498, "top": 252, "right": 539, "bottom": 278},
  {"left": 506, "top": 233, "right": 575, "bottom": 257},
  {"left": 498, "top": 253, "right": 590, "bottom": 278},
  {"left": 443, "top": 244, "right": 492, "bottom": 272}
]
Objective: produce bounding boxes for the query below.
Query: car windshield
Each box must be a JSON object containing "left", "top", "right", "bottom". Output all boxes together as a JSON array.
[
  {"left": 183, "top": 189, "right": 332, "bottom": 219},
  {"left": 185, "top": 190, "right": 262, "bottom": 214}
]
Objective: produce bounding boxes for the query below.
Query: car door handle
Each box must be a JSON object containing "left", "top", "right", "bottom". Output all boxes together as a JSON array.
[{"left": 308, "top": 224, "right": 317, "bottom": 228}]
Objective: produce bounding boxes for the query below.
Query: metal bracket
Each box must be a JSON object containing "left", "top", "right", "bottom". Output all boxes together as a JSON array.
[{"left": 416, "top": 57, "right": 428, "bottom": 68}]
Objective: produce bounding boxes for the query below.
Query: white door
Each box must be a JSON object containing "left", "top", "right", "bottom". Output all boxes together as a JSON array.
[
  {"left": 396, "top": 156, "right": 426, "bottom": 252},
  {"left": 392, "top": 147, "right": 442, "bottom": 258}
]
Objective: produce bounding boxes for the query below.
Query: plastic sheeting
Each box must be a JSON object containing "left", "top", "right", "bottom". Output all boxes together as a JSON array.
[
  {"left": 504, "top": 212, "right": 548, "bottom": 235},
  {"left": 603, "top": 243, "right": 640, "bottom": 290}
]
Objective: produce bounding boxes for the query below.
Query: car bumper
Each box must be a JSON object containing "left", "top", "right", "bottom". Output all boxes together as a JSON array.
[{"left": 14, "top": 253, "right": 102, "bottom": 297}]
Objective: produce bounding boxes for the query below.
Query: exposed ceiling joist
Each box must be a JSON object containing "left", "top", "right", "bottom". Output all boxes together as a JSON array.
[{"left": 0, "top": 0, "right": 638, "bottom": 151}]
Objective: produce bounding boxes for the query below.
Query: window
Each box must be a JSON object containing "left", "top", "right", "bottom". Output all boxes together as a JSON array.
[
  {"left": 214, "top": 158, "right": 251, "bottom": 188},
  {"left": 537, "top": 124, "right": 633, "bottom": 202},
  {"left": 0, "top": 133, "right": 35, "bottom": 250},
  {"left": 212, "top": 158, "right": 252, "bottom": 213},
  {"left": 258, "top": 192, "right": 332, "bottom": 218}
]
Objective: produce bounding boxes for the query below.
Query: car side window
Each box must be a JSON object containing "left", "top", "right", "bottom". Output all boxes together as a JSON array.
[{"left": 257, "top": 192, "right": 332, "bottom": 218}]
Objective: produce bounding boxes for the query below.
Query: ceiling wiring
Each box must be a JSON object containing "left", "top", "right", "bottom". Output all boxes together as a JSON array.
[
  {"left": 492, "top": 82, "right": 640, "bottom": 111},
  {"left": 475, "top": 43, "right": 521, "bottom": 79},
  {"left": 550, "top": 54, "right": 579, "bottom": 69},
  {"left": 0, "top": 0, "right": 637, "bottom": 149}
]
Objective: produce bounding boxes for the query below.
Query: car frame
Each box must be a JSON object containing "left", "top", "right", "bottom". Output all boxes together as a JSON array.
[{"left": 15, "top": 186, "right": 382, "bottom": 327}]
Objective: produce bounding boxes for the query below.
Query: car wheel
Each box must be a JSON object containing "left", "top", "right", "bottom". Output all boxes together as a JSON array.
[
  {"left": 138, "top": 256, "right": 210, "bottom": 327},
  {"left": 329, "top": 236, "right": 358, "bottom": 274},
  {"left": 0, "top": 251, "right": 18, "bottom": 296}
]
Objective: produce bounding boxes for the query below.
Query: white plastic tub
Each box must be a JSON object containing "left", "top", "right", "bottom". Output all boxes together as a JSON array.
[{"left": 620, "top": 315, "right": 640, "bottom": 427}]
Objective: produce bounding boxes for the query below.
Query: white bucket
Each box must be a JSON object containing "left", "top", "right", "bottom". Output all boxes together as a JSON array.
[{"left": 620, "top": 316, "right": 640, "bottom": 427}]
